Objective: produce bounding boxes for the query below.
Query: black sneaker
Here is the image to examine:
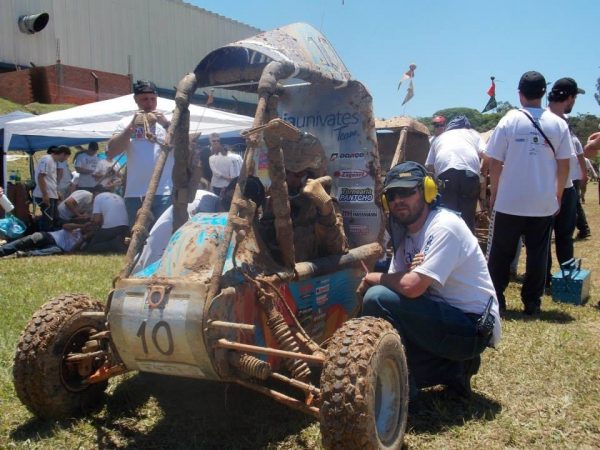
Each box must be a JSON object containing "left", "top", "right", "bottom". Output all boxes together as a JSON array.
[
  {"left": 575, "top": 230, "right": 591, "bottom": 240},
  {"left": 523, "top": 303, "right": 541, "bottom": 315},
  {"left": 446, "top": 356, "right": 481, "bottom": 399}
]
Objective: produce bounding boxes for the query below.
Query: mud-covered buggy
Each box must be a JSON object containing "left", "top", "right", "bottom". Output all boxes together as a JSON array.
[{"left": 13, "top": 23, "right": 409, "bottom": 449}]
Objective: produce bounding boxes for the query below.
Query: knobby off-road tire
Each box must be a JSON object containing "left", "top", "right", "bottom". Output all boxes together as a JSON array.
[
  {"left": 319, "top": 317, "right": 409, "bottom": 450},
  {"left": 13, "top": 294, "right": 108, "bottom": 419}
]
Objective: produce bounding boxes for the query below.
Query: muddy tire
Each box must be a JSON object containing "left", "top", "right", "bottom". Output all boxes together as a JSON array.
[
  {"left": 319, "top": 317, "right": 409, "bottom": 450},
  {"left": 13, "top": 294, "right": 108, "bottom": 419}
]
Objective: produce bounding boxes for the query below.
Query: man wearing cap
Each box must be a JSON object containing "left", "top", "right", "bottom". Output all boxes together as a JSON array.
[
  {"left": 425, "top": 115, "right": 485, "bottom": 232},
  {"left": 486, "top": 71, "right": 572, "bottom": 315},
  {"left": 547, "top": 78, "right": 589, "bottom": 262},
  {"left": 108, "top": 80, "right": 173, "bottom": 228},
  {"left": 429, "top": 115, "right": 446, "bottom": 145},
  {"left": 360, "top": 161, "right": 501, "bottom": 400}
]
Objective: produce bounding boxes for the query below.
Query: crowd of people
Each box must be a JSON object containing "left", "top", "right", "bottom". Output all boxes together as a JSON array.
[{"left": 359, "top": 71, "right": 600, "bottom": 403}]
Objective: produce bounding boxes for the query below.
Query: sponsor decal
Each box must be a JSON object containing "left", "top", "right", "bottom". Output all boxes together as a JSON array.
[
  {"left": 316, "top": 284, "right": 330, "bottom": 295},
  {"left": 282, "top": 111, "right": 359, "bottom": 129},
  {"left": 330, "top": 151, "right": 366, "bottom": 161},
  {"left": 316, "top": 294, "right": 328, "bottom": 306},
  {"left": 349, "top": 224, "right": 369, "bottom": 235},
  {"left": 341, "top": 209, "right": 378, "bottom": 218},
  {"left": 334, "top": 169, "right": 368, "bottom": 180},
  {"left": 338, "top": 187, "right": 374, "bottom": 202}
]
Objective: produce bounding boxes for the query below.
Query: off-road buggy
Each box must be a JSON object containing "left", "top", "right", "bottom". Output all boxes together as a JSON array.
[{"left": 14, "top": 23, "right": 409, "bottom": 449}]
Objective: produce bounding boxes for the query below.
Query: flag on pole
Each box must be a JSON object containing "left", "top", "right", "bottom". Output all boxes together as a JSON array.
[
  {"left": 482, "top": 76, "right": 497, "bottom": 112},
  {"left": 397, "top": 64, "right": 417, "bottom": 90},
  {"left": 402, "top": 79, "right": 414, "bottom": 105}
]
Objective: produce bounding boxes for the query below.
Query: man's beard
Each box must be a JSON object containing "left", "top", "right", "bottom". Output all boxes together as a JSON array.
[{"left": 395, "top": 201, "right": 426, "bottom": 226}]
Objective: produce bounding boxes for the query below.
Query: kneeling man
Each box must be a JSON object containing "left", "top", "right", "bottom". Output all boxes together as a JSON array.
[{"left": 361, "top": 162, "right": 501, "bottom": 399}]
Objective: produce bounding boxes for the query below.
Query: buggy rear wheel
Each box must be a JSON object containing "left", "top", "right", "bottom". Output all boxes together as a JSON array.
[
  {"left": 13, "top": 294, "right": 108, "bottom": 418},
  {"left": 319, "top": 317, "right": 408, "bottom": 450}
]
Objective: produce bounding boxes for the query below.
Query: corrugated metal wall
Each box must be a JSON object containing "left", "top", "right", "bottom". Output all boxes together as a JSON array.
[{"left": 0, "top": 0, "right": 261, "bottom": 103}]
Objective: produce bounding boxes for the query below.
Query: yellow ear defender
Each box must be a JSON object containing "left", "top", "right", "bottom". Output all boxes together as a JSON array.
[
  {"left": 422, "top": 175, "right": 438, "bottom": 204},
  {"left": 381, "top": 175, "right": 438, "bottom": 211},
  {"left": 381, "top": 193, "right": 390, "bottom": 213}
]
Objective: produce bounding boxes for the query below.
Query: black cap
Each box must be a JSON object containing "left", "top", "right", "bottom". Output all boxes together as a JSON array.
[
  {"left": 133, "top": 80, "right": 157, "bottom": 95},
  {"left": 551, "top": 77, "right": 585, "bottom": 97},
  {"left": 518, "top": 71, "right": 547, "bottom": 99},
  {"left": 384, "top": 161, "right": 428, "bottom": 191}
]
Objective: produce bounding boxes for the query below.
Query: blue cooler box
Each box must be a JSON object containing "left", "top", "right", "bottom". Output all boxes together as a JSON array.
[{"left": 551, "top": 258, "right": 591, "bottom": 305}]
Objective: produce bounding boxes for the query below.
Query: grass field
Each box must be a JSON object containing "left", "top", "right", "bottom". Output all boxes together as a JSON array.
[{"left": 1, "top": 190, "right": 600, "bottom": 449}]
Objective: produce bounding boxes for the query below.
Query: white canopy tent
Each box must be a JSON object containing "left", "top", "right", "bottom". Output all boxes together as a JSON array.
[{"left": 2, "top": 94, "right": 254, "bottom": 188}]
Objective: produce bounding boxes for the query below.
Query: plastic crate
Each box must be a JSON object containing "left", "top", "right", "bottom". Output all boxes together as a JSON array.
[{"left": 551, "top": 258, "right": 591, "bottom": 305}]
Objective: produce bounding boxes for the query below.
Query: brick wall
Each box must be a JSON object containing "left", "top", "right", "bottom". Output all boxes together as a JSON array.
[
  {"left": 33, "top": 64, "right": 131, "bottom": 104},
  {"left": 0, "top": 70, "right": 33, "bottom": 104}
]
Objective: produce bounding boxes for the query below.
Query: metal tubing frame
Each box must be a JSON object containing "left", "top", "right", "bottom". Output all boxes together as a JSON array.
[{"left": 217, "top": 338, "right": 325, "bottom": 364}]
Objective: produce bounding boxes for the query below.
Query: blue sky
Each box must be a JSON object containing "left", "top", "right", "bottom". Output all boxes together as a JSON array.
[{"left": 191, "top": 0, "right": 599, "bottom": 120}]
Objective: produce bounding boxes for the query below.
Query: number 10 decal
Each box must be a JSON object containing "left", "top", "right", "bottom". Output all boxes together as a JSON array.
[{"left": 136, "top": 320, "right": 174, "bottom": 355}]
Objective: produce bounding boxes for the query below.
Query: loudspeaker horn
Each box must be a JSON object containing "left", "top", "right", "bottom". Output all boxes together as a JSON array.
[{"left": 18, "top": 13, "right": 49, "bottom": 34}]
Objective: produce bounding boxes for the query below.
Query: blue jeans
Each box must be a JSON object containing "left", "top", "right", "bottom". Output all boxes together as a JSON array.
[
  {"left": 0, "top": 231, "right": 59, "bottom": 257},
  {"left": 362, "top": 285, "right": 489, "bottom": 393},
  {"left": 125, "top": 195, "right": 172, "bottom": 228},
  {"left": 33, "top": 197, "right": 58, "bottom": 231}
]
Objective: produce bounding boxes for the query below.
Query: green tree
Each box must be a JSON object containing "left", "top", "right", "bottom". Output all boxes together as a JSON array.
[{"left": 570, "top": 113, "right": 600, "bottom": 145}]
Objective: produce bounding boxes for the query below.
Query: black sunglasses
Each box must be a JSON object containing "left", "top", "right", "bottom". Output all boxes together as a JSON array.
[{"left": 386, "top": 187, "right": 419, "bottom": 200}]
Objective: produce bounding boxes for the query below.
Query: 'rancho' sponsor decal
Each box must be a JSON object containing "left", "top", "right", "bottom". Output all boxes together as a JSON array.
[{"left": 338, "top": 187, "right": 374, "bottom": 202}]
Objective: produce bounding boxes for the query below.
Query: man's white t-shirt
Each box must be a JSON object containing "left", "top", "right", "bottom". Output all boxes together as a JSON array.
[
  {"left": 48, "top": 229, "right": 83, "bottom": 252},
  {"left": 134, "top": 190, "right": 219, "bottom": 271},
  {"left": 57, "top": 160, "right": 72, "bottom": 191},
  {"left": 229, "top": 152, "right": 243, "bottom": 178},
  {"left": 57, "top": 190, "right": 93, "bottom": 220},
  {"left": 569, "top": 135, "right": 584, "bottom": 181},
  {"left": 92, "top": 192, "right": 128, "bottom": 229},
  {"left": 33, "top": 154, "right": 58, "bottom": 199},
  {"left": 74, "top": 152, "right": 100, "bottom": 188},
  {"left": 390, "top": 208, "right": 501, "bottom": 346},
  {"left": 425, "top": 128, "right": 485, "bottom": 175},
  {"left": 486, "top": 108, "right": 572, "bottom": 216},
  {"left": 209, "top": 153, "right": 235, "bottom": 189},
  {"left": 114, "top": 116, "right": 174, "bottom": 197},
  {"left": 94, "top": 158, "right": 122, "bottom": 188}
]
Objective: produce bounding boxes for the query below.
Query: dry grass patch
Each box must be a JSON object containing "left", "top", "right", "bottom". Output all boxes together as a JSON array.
[{"left": 2, "top": 188, "right": 600, "bottom": 448}]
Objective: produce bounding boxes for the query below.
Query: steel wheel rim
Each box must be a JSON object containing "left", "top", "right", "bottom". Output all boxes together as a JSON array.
[
  {"left": 60, "top": 326, "right": 95, "bottom": 392},
  {"left": 374, "top": 356, "right": 402, "bottom": 444}
]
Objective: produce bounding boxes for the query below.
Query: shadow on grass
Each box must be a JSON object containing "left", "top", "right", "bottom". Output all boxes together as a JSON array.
[
  {"left": 10, "top": 416, "right": 79, "bottom": 442},
  {"left": 93, "top": 373, "right": 314, "bottom": 450},
  {"left": 408, "top": 388, "right": 501, "bottom": 434},
  {"left": 502, "top": 308, "right": 575, "bottom": 323}
]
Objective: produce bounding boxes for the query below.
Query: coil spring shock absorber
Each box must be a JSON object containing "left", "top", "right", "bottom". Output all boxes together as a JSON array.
[
  {"left": 237, "top": 354, "right": 272, "bottom": 380},
  {"left": 267, "top": 313, "right": 311, "bottom": 381}
]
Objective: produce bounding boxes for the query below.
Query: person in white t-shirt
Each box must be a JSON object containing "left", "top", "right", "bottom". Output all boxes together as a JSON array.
[
  {"left": 428, "top": 115, "right": 446, "bottom": 145},
  {"left": 208, "top": 134, "right": 236, "bottom": 195},
  {"left": 0, "top": 222, "right": 85, "bottom": 258},
  {"left": 57, "top": 190, "right": 93, "bottom": 223},
  {"left": 107, "top": 80, "right": 172, "bottom": 228},
  {"left": 93, "top": 155, "right": 123, "bottom": 191},
  {"left": 84, "top": 190, "right": 129, "bottom": 253},
  {"left": 74, "top": 142, "right": 100, "bottom": 191},
  {"left": 425, "top": 115, "right": 485, "bottom": 232},
  {"left": 33, "top": 146, "right": 71, "bottom": 231},
  {"left": 545, "top": 79, "right": 587, "bottom": 277},
  {"left": 360, "top": 162, "right": 501, "bottom": 401},
  {"left": 486, "top": 71, "right": 571, "bottom": 315},
  {"left": 56, "top": 159, "right": 72, "bottom": 198},
  {"left": 134, "top": 189, "right": 220, "bottom": 272}
]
